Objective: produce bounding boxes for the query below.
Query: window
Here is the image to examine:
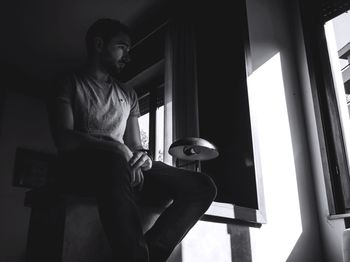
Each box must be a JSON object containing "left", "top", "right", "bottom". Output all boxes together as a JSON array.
[
  {"left": 300, "top": 1, "right": 350, "bottom": 216},
  {"left": 323, "top": 10, "right": 350, "bottom": 215},
  {"left": 137, "top": 105, "right": 165, "bottom": 162},
  {"left": 137, "top": 83, "right": 165, "bottom": 161},
  {"left": 121, "top": 23, "right": 166, "bottom": 162},
  {"left": 138, "top": 112, "right": 149, "bottom": 150},
  {"left": 155, "top": 105, "right": 164, "bottom": 161},
  {"left": 325, "top": 12, "right": 350, "bottom": 174}
]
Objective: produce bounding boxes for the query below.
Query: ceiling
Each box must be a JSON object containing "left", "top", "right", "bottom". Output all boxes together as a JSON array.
[{"left": 1, "top": 0, "right": 169, "bottom": 96}]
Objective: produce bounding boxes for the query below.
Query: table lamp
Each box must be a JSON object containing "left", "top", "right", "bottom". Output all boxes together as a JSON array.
[{"left": 168, "top": 137, "right": 219, "bottom": 172}]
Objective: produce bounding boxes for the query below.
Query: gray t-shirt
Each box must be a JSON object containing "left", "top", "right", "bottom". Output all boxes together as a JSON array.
[{"left": 54, "top": 72, "right": 140, "bottom": 143}]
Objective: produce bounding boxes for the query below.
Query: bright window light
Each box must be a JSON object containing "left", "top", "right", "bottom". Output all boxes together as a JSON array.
[
  {"left": 181, "top": 221, "right": 232, "bottom": 262},
  {"left": 247, "top": 53, "right": 302, "bottom": 262},
  {"left": 138, "top": 113, "right": 149, "bottom": 150},
  {"left": 163, "top": 100, "right": 173, "bottom": 165},
  {"left": 156, "top": 106, "right": 164, "bottom": 161}
]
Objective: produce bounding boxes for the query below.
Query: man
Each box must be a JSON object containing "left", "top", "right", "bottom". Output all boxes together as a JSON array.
[{"left": 48, "top": 18, "right": 217, "bottom": 262}]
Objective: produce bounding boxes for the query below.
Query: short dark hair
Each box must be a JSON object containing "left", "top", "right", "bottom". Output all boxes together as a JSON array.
[{"left": 85, "top": 18, "right": 130, "bottom": 55}]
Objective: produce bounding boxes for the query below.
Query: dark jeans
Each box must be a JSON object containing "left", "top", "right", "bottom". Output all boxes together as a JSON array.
[{"left": 53, "top": 148, "right": 217, "bottom": 262}]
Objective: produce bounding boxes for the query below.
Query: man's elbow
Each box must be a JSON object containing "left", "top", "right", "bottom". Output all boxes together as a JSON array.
[{"left": 52, "top": 129, "right": 76, "bottom": 152}]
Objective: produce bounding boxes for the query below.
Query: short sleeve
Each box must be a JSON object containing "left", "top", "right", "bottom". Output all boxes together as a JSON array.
[
  {"left": 46, "top": 75, "right": 75, "bottom": 123},
  {"left": 129, "top": 88, "right": 141, "bottom": 117},
  {"left": 51, "top": 76, "right": 75, "bottom": 105}
]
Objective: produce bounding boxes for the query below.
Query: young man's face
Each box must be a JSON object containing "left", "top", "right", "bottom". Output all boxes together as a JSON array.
[{"left": 100, "top": 32, "right": 131, "bottom": 74}]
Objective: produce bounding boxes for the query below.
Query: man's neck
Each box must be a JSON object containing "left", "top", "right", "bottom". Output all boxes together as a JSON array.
[{"left": 85, "top": 61, "right": 110, "bottom": 82}]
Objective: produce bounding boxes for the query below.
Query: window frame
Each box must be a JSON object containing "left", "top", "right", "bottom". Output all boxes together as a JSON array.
[{"left": 299, "top": 0, "right": 350, "bottom": 216}]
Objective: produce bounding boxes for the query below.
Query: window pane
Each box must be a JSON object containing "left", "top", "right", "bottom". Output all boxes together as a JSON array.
[
  {"left": 138, "top": 113, "right": 149, "bottom": 150},
  {"left": 156, "top": 105, "right": 164, "bottom": 161},
  {"left": 325, "top": 13, "right": 350, "bottom": 171}
]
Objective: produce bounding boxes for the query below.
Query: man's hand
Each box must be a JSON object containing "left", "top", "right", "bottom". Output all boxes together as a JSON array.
[
  {"left": 128, "top": 151, "right": 152, "bottom": 191},
  {"left": 130, "top": 167, "right": 144, "bottom": 191},
  {"left": 129, "top": 151, "right": 152, "bottom": 171}
]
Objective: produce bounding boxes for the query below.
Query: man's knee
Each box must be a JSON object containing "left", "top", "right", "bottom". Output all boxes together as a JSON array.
[
  {"left": 203, "top": 175, "right": 217, "bottom": 201},
  {"left": 194, "top": 174, "right": 217, "bottom": 202}
]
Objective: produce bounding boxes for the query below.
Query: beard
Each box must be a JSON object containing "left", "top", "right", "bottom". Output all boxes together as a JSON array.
[
  {"left": 101, "top": 58, "right": 122, "bottom": 76},
  {"left": 100, "top": 49, "right": 124, "bottom": 76}
]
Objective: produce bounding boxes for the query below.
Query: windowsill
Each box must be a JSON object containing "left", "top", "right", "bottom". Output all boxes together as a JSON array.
[
  {"left": 328, "top": 213, "right": 350, "bottom": 220},
  {"left": 201, "top": 201, "right": 266, "bottom": 228}
]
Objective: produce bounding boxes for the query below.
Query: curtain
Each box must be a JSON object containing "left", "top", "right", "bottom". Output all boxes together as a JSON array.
[{"left": 163, "top": 19, "right": 199, "bottom": 166}]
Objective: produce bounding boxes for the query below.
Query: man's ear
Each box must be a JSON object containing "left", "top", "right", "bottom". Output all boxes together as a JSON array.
[{"left": 93, "top": 37, "right": 104, "bottom": 53}]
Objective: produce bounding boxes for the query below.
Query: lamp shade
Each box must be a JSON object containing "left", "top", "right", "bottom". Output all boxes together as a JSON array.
[{"left": 168, "top": 137, "right": 219, "bottom": 161}]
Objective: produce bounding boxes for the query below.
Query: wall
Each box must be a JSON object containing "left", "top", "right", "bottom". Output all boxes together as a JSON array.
[
  {"left": 0, "top": 92, "right": 56, "bottom": 262},
  {"left": 245, "top": 0, "right": 326, "bottom": 260}
]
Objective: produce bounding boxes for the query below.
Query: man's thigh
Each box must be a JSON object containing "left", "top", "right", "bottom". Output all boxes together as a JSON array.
[
  {"left": 136, "top": 161, "right": 208, "bottom": 206},
  {"left": 54, "top": 148, "right": 129, "bottom": 194}
]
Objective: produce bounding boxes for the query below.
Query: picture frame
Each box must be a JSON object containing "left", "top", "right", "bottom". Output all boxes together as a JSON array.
[{"left": 13, "top": 147, "right": 56, "bottom": 188}]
